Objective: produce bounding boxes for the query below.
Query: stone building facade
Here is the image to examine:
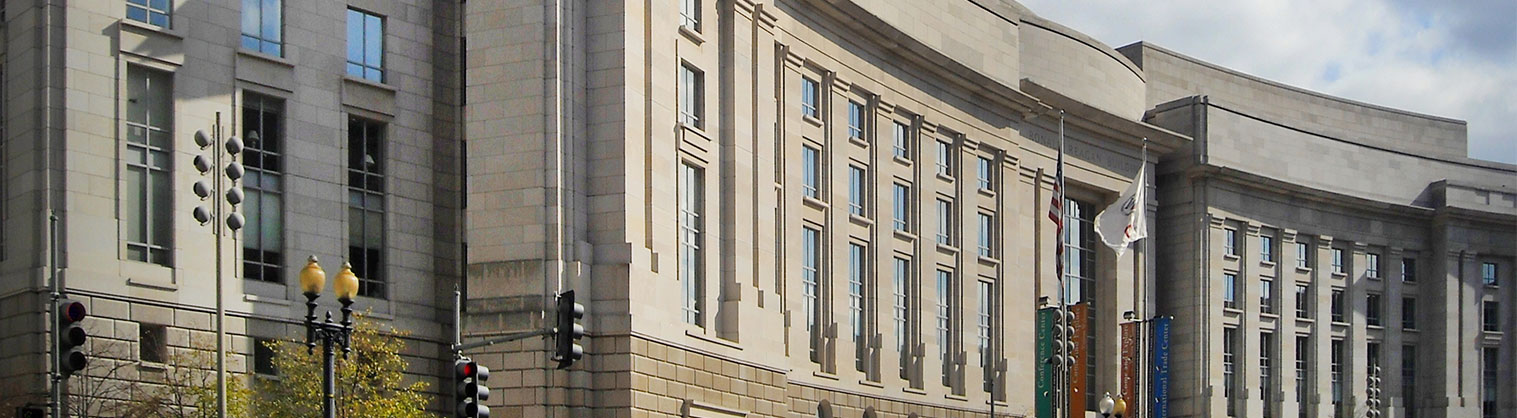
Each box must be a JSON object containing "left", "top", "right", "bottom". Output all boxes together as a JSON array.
[{"left": 0, "top": 1, "right": 1511, "bottom": 418}]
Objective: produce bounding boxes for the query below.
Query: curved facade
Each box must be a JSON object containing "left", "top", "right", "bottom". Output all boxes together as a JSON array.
[{"left": 0, "top": 0, "right": 1510, "bottom": 417}]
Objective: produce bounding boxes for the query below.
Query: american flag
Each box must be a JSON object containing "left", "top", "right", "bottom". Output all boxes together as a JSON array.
[{"left": 1049, "top": 113, "right": 1066, "bottom": 297}]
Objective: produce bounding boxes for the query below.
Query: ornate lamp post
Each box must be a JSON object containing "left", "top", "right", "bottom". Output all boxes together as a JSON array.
[
  {"left": 1099, "top": 392, "right": 1115, "bottom": 418},
  {"left": 1114, "top": 397, "right": 1127, "bottom": 418},
  {"left": 298, "top": 255, "right": 360, "bottom": 418}
]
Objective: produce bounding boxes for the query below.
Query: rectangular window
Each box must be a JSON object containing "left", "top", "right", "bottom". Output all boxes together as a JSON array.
[
  {"left": 1296, "top": 335, "right": 1311, "bottom": 418},
  {"left": 935, "top": 269, "right": 952, "bottom": 362},
  {"left": 847, "top": 100, "right": 865, "bottom": 140},
  {"left": 127, "top": 0, "right": 171, "bottom": 27},
  {"left": 1331, "top": 339, "right": 1344, "bottom": 412},
  {"left": 803, "top": 227, "right": 822, "bottom": 361},
  {"left": 1261, "top": 332, "right": 1275, "bottom": 418},
  {"left": 1223, "top": 228, "right": 1237, "bottom": 256},
  {"left": 977, "top": 280, "right": 993, "bottom": 367},
  {"left": 253, "top": 337, "right": 277, "bottom": 375},
  {"left": 1483, "top": 262, "right": 1498, "bottom": 286},
  {"left": 849, "top": 242, "right": 867, "bottom": 372},
  {"left": 801, "top": 76, "right": 819, "bottom": 119},
  {"left": 1402, "top": 297, "right": 1416, "bottom": 330},
  {"left": 347, "top": 117, "right": 386, "bottom": 298},
  {"left": 1402, "top": 345, "right": 1416, "bottom": 418},
  {"left": 935, "top": 140, "right": 952, "bottom": 177},
  {"left": 976, "top": 156, "right": 993, "bottom": 191},
  {"left": 802, "top": 145, "right": 821, "bottom": 199},
  {"left": 977, "top": 212, "right": 994, "bottom": 258},
  {"left": 1297, "top": 241, "right": 1311, "bottom": 269},
  {"left": 894, "top": 257, "right": 912, "bottom": 379},
  {"left": 1331, "top": 289, "right": 1345, "bottom": 323},
  {"left": 1402, "top": 258, "right": 1416, "bottom": 282},
  {"left": 242, "top": 93, "right": 285, "bottom": 282},
  {"left": 679, "top": 163, "right": 704, "bottom": 327},
  {"left": 241, "top": 0, "right": 282, "bottom": 55},
  {"left": 1261, "top": 279, "right": 1275, "bottom": 314},
  {"left": 345, "top": 8, "right": 384, "bottom": 82},
  {"left": 679, "top": 64, "right": 704, "bottom": 128},
  {"left": 139, "top": 323, "right": 168, "bottom": 364},
  {"left": 1482, "top": 347, "right": 1497, "bottom": 418},
  {"left": 1261, "top": 234, "right": 1275, "bottom": 262},
  {"left": 1332, "top": 248, "right": 1345, "bottom": 274},
  {"left": 1367, "top": 293, "right": 1382, "bottom": 326},
  {"left": 848, "top": 165, "right": 866, "bottom": 216},
  {"left": 893, "top": 183, "right": 910, "bottom": 232},
  {"left": 1224, "top": 327, "right": 1238, "bottom": 417},
  {"left": 1367, "top": 253, "right": 1381, "bottom": 278},
  {"left": 679, "top": 0, "right": 700, "bottom": 31},
  {"left": 124, "top": 66, "right": 174, "bottom": 266},
  {"left": 1483, "top": 301, "right": 1499, "bottom": 332},
  {"left": 1223, "top": 273, "right": 1238, "bottom": 309},
  {"left": 892, "top": 121, "right": 910, "bottom": 160},
  {"left": 1063, "top": 198, "right": 1100, "bottom": 408},
  {"left": 1295, "top": 283, "right": 1311, "bottom": 319},
  {"left": 936, "top": 199, "right": 952, "bottom": 246}
]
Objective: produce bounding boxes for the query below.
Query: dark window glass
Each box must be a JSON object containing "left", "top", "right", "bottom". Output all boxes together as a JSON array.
[
  {"left": 347, "top": 117, "right": 386, "bottom": 298},
  {"left": 242, "top": 93, "right": 285, "bottom": 283}
]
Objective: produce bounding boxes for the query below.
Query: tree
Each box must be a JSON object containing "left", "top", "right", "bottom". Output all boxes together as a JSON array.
[
  {"left": 254, "top": 315, "right": 433, "bottom": 418},
  {"left": 117, "top": 343, "right": 254, "bottom": 418}
]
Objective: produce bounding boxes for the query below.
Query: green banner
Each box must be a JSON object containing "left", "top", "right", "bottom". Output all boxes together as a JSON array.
[{"left": 1036, "top": 307, "right": 1057, "bottom": 418}]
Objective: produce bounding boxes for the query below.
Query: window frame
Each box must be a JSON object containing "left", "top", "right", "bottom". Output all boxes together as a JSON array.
[
  {"left": 241, "top": 0, "right": 283, "bottom": 56},
  {"left": 802, "top": 226, "right": 823, "bottom": 361},
  {"left": 679, "top": 162, "right": 705, "bottom": 327},
  {"left": 1482, "top": 262, "right": 1498, "bottom": 287},
  {"left": 1295, "top": 283, "right": 1311, "bottom": 319},
  {"left": 1260, "top": 278, "right": 1275, "bottom": 314},
  {"left": 1223, "top": 228, "right": 1237, "bottom": 256},
  {"left": 976, "top": 155, "right": 994, "bottom": 191},
  {"left": 892, "top": 183, "right": 910, "bottom": 232},
  {"left": 1223, "top": 272, "right": 1238, "bottom": 309},
  {"left": 1260, "top": 234, "right": 1275, "bottom": 263},
  {"left": 241, "top": 93, "right": 286, "bottom": 283},
  {"left": 345, "top": 8, "right": 386, "bottom": 82},
  {"left": 126, "top": 0, "right": 172, "bottom": 28},
  {"left": 1402, "top": 297, "right": 1416, "bottom": 330},
  {"left": 800, "top": 76, "right": 820, "bottom": 119},
  {"left": 802, "top": 145, "right": 821, "bottom": 199},
  {"left": 1483, "top": 301, "right": 1499, "bottom": 332},
  {"left": 679, "top": 63, "right": 705, "bottom": 129},
  {"left": 847, "top": 164, "right": 867, "bottom": 216},
  {"left": 679, "top": 0, "right": 700, "bottom": 31},
  {"left": 1366, "top": 292, "right": 1383, "bottom": 327},
  {"left": 123, "top": 65, "right": 174, "bottom": 266},
  {"left": 847, "top": 100, "right": 865, "bottom": 140},
  {"left": 892, "top": 121, "right": 911, "bottom": 161},
  {"left": 346, "top": 116, "right": 387, "bottom": 299}
]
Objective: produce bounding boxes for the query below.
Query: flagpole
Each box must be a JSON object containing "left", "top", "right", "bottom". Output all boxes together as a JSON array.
[{"left": 1056, "top": 110, "right": 1069, "bottom": 418}]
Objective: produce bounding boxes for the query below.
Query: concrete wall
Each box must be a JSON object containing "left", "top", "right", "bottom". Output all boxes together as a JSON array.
[
  {"left": 1018, "top": 17, "right": 1148, "bottom": 120},
  {"left": 1123, "top": 42, "right": 1472, "bottom": 160}
]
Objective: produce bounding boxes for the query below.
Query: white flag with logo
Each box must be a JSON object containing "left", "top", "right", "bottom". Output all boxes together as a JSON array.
[{"left": 1095, "top": 164, "right": 1147, "bottom": 256}]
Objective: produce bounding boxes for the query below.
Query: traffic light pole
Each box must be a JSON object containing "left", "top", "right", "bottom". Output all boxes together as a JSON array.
[{"left": 48, "top": 213, "right": 61, "bottom": 418}]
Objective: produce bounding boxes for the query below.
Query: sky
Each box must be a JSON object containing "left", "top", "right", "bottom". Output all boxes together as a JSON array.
[{"left": 1016, "top": 0, "right": 1516, "bottom": 164}]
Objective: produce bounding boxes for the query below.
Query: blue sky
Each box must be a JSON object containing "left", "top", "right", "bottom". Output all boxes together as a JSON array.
[{"left": 1017, "top": 0, "right": 1516, "bottom": 164}]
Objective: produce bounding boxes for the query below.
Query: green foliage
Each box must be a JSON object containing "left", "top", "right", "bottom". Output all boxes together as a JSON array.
[
  {"left": 119, "top": 347, "right": 254, "bottom": 418},
  {"left": 254, "top": 315, "right": 433, "bottom": 418}
]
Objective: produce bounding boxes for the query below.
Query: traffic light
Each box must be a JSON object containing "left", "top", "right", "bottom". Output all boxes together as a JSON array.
[
  {"left": 455, "top": 358, "right": 490, "bottom": 418},
  {"left": 554, "top": 290, "right": 585, "bottom": 369},
  {"left": 57, "top": 299, "right": 88, "bottom": 377}
]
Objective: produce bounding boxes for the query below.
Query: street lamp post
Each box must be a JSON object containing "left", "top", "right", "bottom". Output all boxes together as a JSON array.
[
  {"left": 1114, "top": 397, "right": 1127, "bottom": 418},
  {"left": 298, "top": 256, "right": 360, "bottom": 418}
]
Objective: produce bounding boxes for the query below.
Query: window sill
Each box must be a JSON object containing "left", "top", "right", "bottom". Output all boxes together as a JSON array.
[
  {"left": 137, "top": 361, "right": 169, "bottom": 371},
  {"left": 936, "top": 243, "right": 959, "bottom": 255},
  {"left": 678, "top": 25, "right": 705, "bottom": 45},
  {"left": 1330, "top": 320, "right": 1349, "bottom": 327},
  {"left": 343, "top": 74, "right": 396, "bottom": 93},
  {"left": 120, "top": 17, "right": 185, "bottom": 40},
  {"left": 1223, "top": 254, "right": 1239, "bottom": 261},
  {"left": 679, "top": 121, "right": 712, "bottom": 141},
  {"left": 893, "top": 155, "right": 913, "bottom": 166},
  {"left": 1331, "top": 271, "right": 1347, "bottom": 278},
  {"left": 1366, "top": 275, "right": 1382, "bottom": 282},
  {"left": 849, "top": 136, "right": 870, "bottom": 148},
  {"left": 812, "top": 370, "right": 839, "bottom": 380},
  {"left": 802, "top": 196, "right": 829, "bottom": 210},
  {"left": 237, "top": 48, "right": 293, "bottom": 68},
  {"left": 976, "top": 188, "right": 996, "bottom": 198},
  {"left": 1401, "top": 327, "right": 1419, "bottom": 333},
  {"left": 977, "top": 255, "right": 1000, "bottom": 266},
  {"left": 126, "top": 277, "right": 177, "bottom": 292},
  {"left": 1260, "top": 312, "right": 1280, "bottom": 320},
  {"left": 936, "top": 172, "right": 955, "bottom": 183},
  {"left": 1366, "top": 324, "right": 1385, "bottom": 331},
  {"left": 803, "top": 115, "right": 824, "bottom": 127},
  {"left": 1296, "top": 266, "right": 1313, "bottom": 274},
  {"left": 893, "top": 229, "right": 918, "bottom": 242},
  {"left": 1482, "top": 330, "right": 1503, "bottom": 337},
  {"left": 1261, "top": 260, "right": 1277, "bottom": 268},
  {"left": 858, "top": 379, "right": 884, "bottom": 388},
  {"left": 902, "top": 387, "right": 928, "bottom": 395},
  {"left": 243, "top": 294, "right": 291, "bottom": 306},
  {"left": 849, "top": 214, "right": 874, "bottom": 227},
  {"left": 1295, "top": 317, "right": 1315, "bottom": 325},
  {"left": 945, "top": 394, "right": 969, "bottom": 401},
  {"left": 1223, "top": 307, "right": 1243, "bottom": 315}
]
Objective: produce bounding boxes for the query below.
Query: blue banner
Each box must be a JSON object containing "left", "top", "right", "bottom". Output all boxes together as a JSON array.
[{"left": 1150, "top": 316, "right": 1171, "bottom": 418}]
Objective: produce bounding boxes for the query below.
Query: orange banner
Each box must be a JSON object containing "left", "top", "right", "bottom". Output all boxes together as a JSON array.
[{"left": 1122, "top": 321, "right": 1139, "bottom": 418}]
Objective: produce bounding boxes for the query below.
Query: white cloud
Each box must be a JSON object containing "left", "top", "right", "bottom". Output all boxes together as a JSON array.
[{"left": 1015, "top": 0, "right": 1516, "bottom": 164}]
